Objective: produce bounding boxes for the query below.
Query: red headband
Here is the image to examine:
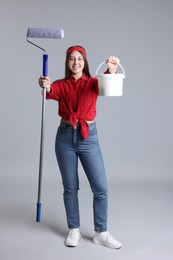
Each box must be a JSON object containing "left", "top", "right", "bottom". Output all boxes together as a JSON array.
[{"left": 66, "top": 46, "right": 87, "bottom": 57}]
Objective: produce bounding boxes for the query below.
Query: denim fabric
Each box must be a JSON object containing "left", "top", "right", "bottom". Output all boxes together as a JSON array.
[{"left": 55, "top": 121, "right": 108, "bottom": 232}]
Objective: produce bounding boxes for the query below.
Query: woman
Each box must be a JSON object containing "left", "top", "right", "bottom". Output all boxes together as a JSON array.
[{"left": 38, "top": 46, "right": 122, "bottom": 249}]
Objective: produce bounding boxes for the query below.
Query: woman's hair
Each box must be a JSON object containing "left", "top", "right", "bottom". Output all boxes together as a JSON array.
[{"left": 64, "top": 46, "right": 91, "bottom": 79}]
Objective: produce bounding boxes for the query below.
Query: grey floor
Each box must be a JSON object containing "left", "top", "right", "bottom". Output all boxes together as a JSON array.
[{"left": 0, "top": 179, "right": 173, "bottom": 260}]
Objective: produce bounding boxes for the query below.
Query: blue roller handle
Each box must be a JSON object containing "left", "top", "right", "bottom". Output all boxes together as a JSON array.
[
  {"left": 43, "top": 54, "right": 48, "bottom": 77},
  {"left": 36, "top": 202, "right": 42, "bottom": 222}
]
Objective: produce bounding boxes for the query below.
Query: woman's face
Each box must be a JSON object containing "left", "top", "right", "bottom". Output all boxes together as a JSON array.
[{"left": 68, "top": 51, "right": 85, "bottom": 78}]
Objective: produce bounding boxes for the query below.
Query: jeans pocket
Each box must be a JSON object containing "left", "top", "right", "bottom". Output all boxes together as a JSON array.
[
  {"left": 87, "top": 125, "right": 98, "bottom": 143},
  {"left": 57, "top": 123, "right": 73, "bottom": 142},
  {"left": 88, "top": 123, "right": 97, "bottom": 135}
]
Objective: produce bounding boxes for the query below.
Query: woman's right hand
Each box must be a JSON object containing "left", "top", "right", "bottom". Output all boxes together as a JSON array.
[{"left": 38, "top": 76, "right": 51, "bottom": 92}]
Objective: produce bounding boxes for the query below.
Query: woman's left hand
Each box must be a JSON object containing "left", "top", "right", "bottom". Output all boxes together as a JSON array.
[{"left": 106, "top": 56, "right": 120, "bottom": 74}]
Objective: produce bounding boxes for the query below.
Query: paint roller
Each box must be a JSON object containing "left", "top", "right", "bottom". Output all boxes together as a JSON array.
[{"left": 26, "top": 28, "right": 64, "bottom": 222}]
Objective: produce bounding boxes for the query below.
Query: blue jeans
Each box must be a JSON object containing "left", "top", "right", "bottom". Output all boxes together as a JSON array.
[{"left": 55, "top": 121, "right": 108, "bottom": 232}]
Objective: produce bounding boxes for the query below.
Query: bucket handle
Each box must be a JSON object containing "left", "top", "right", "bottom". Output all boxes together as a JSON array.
[{"left": 96, "top": 61, "right": 126, "bottom": 78}]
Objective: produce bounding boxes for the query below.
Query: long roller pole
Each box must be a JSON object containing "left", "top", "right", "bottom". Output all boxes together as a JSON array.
[{"left": 36, "top": 54, "right": 48, "bottom": 222}]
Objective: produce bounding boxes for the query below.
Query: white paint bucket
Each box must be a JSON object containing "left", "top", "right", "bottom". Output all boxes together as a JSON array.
[{"left": 96, "top": 61, "right": 126, "bottom": 96}]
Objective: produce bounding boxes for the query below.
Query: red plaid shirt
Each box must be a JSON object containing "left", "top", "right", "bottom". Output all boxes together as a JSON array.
[{"left": 46, "top": 75, "right": 99, "bottom": 139}]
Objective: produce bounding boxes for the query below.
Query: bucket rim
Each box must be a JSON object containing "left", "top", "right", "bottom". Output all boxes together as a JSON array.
[{"left": 96, "top": 73, "right": 125, "bottom": 79}]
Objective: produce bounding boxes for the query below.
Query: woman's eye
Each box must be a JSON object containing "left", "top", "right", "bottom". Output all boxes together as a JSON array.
[{"left": 69, "top": 57, "right": 83, "bottom": 61}]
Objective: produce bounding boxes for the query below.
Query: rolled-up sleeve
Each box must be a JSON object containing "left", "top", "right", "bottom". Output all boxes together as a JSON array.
[{"left": 46, "top": 80, "right": 61, "bottom": 101}]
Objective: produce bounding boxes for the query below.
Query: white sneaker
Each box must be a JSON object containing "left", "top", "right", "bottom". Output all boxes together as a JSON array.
[
  {"left": 93, "top": 231, "right": 122, "bottom": 249},
  {"left": 65, "top": 228, "right": 82, "bottom": 247}
]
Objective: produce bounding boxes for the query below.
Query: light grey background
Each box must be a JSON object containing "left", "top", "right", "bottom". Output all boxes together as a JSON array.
[{"left": 0, "top": 0, "right": 173, "bottom": 260}]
